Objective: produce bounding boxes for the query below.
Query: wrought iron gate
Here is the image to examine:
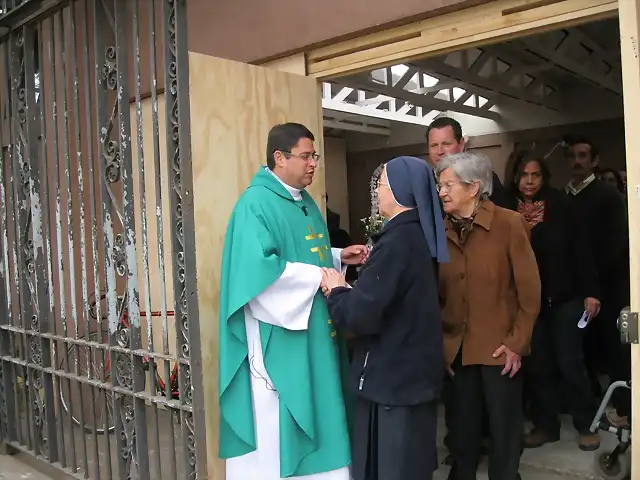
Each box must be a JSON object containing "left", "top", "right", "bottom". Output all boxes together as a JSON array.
[{"left": 0, "top": 0, "right": 207, "bottom": 478}]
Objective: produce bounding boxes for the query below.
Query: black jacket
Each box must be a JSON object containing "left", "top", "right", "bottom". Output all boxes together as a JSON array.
[
  {"left": 506, "top": 187, "right": 600, "bottom": 305},
  {"left": 490, "top": 171, "right": 511, "bottom": 209},
  {"left": 565, "top": 179, "right": 629, "bottom": 298},
  {"left": 327, "top": 209, "right": 443, "bottom": 406}
]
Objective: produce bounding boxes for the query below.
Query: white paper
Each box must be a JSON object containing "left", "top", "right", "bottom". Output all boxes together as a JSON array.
[{"left": 577, "top": 310, "right": 591, "bottom": 329}]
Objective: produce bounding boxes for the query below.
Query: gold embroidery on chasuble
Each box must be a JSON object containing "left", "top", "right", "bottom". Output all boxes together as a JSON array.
[
  {"left": 306, "top": 225, "right": 329, "bottom": 262},
  {"left": 306, "top": 225, "right": 334, "bottom": 339}
]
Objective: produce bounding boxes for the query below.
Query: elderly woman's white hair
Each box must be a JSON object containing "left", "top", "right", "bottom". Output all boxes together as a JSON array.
[{"left": 435, "top": 151, "right": 494, "bottom": 199}]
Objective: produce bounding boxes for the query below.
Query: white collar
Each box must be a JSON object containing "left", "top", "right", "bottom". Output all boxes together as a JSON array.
[
  {"left": 565, "top": 173, "right": 596, "bottom": 196},
  {"left": 267, "top": 167, "right": 303, "bottom": 201}
]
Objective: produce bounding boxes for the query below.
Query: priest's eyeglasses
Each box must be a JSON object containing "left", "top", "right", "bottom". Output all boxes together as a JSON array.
[{"left": 281, "top": 150, "right": 321, "bottom": 163}]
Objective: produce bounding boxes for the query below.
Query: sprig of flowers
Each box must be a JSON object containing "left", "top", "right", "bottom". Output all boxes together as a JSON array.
[
  {"left": 360, "top": 214, "right": 385, "bottom": 238},
  {"left": 360, "top": 164, "right": 385, "bottom": 241}
]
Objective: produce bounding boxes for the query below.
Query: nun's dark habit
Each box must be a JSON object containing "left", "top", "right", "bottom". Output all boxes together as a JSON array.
[{"left": 327, "top": 156, "right": 448, "bottom": 480}]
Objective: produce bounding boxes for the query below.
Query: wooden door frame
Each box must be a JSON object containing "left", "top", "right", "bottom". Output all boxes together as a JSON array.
[
  {"left": 304, "top": 0, "right": 617, "bottom": 79},
  {"left": 619, "top": 0, "right": 640, "bottom": 476}
]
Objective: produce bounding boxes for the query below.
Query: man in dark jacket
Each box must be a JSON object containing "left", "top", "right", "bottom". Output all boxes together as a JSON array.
[
  {"left": 426, "top": 117, "right": 509, "bottom": 208},
  {"left": 564, "top": 138, "right": 631, "bottom": 425}
]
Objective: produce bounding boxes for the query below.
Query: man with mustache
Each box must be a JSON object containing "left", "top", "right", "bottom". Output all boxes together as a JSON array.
[
  {"left": 564, "top": 138, "right": 630, "bottom": 431},
  {"left": 218, "top": 123, "right": 368, "bottom": 480}
]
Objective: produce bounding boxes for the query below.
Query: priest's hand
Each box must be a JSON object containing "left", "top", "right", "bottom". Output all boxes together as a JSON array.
[
  {"left": 341, "top": 245, "right": 369, "bottom": 265},
  {"left": 321, "top": 268, "right": 347, "bottom": 296}
]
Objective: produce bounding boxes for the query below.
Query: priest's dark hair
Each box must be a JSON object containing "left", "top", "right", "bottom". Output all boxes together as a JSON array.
[
  {"left": 426, "top": 116, "right": 463, "bottom": 142},
  {"left": 266, "top": 123, "right": 315, "bottom": 170}
]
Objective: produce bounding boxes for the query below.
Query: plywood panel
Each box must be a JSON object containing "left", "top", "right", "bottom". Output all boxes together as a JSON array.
[
  {"left": 262, "top": 53, "right": 307, "bottom": 75},
  {"left": 188, "top": 52, "right": 324, "bottom": 479}
]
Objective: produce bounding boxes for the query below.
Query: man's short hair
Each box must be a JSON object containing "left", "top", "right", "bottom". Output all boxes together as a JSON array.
[
  {"left": 426, "top": 117, "right": 463, "bottom": 143},
  {"left": 567, "top": 137, "right": 599, "bottom": 159},
  {"left": 266, "top": 123, "right": 315, "bottom": 170}
]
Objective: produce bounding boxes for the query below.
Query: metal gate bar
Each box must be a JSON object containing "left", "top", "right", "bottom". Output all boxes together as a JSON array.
[{"left": 0, "top": 1, "right": 207, "bottom": 478}]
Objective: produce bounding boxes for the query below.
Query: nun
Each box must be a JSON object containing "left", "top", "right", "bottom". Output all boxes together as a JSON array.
[{"left": 321, "top": 156, "right": 449, "bottom": 480}]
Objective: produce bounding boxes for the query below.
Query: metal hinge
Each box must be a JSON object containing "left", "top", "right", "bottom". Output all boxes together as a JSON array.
[{"left": 618, "top": 307, "right": 638, "bottom": 344}]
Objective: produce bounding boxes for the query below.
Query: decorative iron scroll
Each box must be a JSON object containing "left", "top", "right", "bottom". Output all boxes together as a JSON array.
[
  {"left": 0, "top": 0, "right": 204, "bottom": 476},
  {"left": 165, "top": 0, "right": 192, "bottom": 404},
  {"left": 12, "top": 28, "right": 48, "bottom": 459},
  {"left": 97, "top": 1, "right": 137, "bottom": 466}
]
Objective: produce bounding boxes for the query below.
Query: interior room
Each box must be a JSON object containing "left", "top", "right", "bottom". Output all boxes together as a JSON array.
[
  {"left": 321, "top": 17, "right": 624, "bottom": 244},
  {"left": 319, "top": 15, "right": 627, "bottom": 478}
]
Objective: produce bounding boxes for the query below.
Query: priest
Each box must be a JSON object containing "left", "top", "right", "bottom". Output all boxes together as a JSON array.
[{"left": 219, "top": 123, "right": 368, "bottom": 479}]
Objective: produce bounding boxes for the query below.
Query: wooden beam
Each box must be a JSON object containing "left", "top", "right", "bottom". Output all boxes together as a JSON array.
[
  {"left": 619, "top": 0, "right": 640, "bottom": 477},
  {"left": 416, "top": 56, "right": 562, "bottom": 109},
  {"left": 342, "top": 78, "right": 501, "bottom": 120},
  {"left": 323, "top": 118, "right": 391, "bottom": 135},
  {"left": 519, "top": 35, "right": 622, "bottom": 94},
  {"left": 306, "top": 0, "right": 617, "bottom": 79}
]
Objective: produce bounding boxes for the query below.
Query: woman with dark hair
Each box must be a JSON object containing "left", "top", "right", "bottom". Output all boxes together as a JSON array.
[
  {"left": 599, "top": 167, "right": 625, "bottom": 195},
  {"left": 507, "top": 156, "right": 602, "bottom": 451}
]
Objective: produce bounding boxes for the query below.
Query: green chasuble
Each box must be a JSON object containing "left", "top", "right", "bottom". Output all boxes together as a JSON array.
[{"left": 219, "top": 166, "right": 351, "bottom": 477}]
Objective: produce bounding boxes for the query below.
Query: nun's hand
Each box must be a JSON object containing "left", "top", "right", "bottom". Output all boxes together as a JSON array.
[
  {"left": 341, "top": 245, "right": 369, "bottom": 265},
  {"left": 321, "top": 268, "right": 347, "bottom": 295}
]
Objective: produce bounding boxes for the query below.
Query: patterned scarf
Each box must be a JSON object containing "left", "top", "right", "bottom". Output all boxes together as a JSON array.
[
  {"left": 449, "top": 214, "right": 476, "bottom": 244},
  {"left": 517, "top": 199, "right": 545, "bottom": 227}
]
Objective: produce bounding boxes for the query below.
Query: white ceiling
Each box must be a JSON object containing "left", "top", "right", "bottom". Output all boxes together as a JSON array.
[{"left": 323, "top": 18, "right": 622, "bottom": 134}]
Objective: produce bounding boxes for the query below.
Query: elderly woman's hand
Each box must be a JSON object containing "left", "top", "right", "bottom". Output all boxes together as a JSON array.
[
  {"left": 321, "top": 268, "right": 347, "bottom": 296},
  {"left": 493, "top": 344, "right": 522, "bottom": 378}
]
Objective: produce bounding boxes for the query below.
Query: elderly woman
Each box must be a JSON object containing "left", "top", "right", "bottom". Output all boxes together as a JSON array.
[
  {"left": 321, "top": 156, "right": 449, "bottom": 480},
  {"left": 436, "top": 151, "right": 541, "bottom": 480}
]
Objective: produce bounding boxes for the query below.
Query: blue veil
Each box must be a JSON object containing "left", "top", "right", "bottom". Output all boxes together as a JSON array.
[{"left": 386, "top": 156, "right": 449, "bottom": 263}]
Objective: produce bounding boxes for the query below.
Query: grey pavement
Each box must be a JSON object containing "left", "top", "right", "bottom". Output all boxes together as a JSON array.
[
  {"left": 0, "top": 405, "right": 622, "bottom": 479},
  {"left": 434, "top": 404, "right": 622, "bottom": 479},
  {"left": 0, "top": 454, "right": 53, "bottom": 480}
]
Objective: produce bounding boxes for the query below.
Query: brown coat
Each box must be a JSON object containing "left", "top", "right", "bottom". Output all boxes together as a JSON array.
[{"left": 439, "top": 201, "right": 541, "bottom": 367}]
